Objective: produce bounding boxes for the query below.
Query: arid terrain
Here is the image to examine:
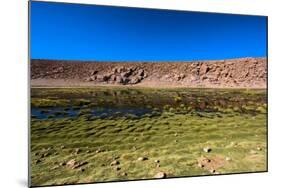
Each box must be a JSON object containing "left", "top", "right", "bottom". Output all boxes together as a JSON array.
[
  {"left": 31, "top": 57, "right": 267, "bottom": 88},
  {"left": 30, "top": 57, "right": 267, "bottom": 186}
]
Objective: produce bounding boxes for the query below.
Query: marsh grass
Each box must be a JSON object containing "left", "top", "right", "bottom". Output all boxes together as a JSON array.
[{"left": 30, "top": 88, "right": 267, "bottom": 186}]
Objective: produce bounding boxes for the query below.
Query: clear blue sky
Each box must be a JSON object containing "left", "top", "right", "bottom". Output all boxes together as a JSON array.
[{"left": 30, "top": 1, "right": 267, "bottom": 61}]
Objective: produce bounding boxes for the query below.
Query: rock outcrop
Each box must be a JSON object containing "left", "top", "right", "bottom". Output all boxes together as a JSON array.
[{"left": 31, "top": 57, "right": 267, "bottom": 88}]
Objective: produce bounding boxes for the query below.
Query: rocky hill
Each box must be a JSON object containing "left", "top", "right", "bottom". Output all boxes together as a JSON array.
[{"left": 31, "top": 57, "right": 267, "bottom": 88}]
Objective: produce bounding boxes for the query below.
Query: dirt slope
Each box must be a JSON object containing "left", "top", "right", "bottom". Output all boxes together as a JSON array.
[{"left": 31, "top": 57, "right": 267, "bottom": 88}]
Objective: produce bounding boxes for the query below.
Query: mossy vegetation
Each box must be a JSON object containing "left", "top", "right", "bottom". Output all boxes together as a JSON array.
[{"left": 30, "top": 87, "right": 267, "bottom": 186}]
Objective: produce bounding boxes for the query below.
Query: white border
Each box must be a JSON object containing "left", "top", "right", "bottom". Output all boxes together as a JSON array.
[{"left": 1, "top": 0, "right": 280, "bottom": 188}]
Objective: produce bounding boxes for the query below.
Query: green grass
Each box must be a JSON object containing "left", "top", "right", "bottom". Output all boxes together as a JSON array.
[{"left": 30, "top": 87, "right": 267, "bottom": 186}]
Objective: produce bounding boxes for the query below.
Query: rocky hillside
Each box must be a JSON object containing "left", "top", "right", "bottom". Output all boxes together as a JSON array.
[{"left": 31, "top": 58, "right": 267, "bottom": 88}]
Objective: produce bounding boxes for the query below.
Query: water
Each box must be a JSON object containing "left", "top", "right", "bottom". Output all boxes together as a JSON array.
[
  {"left": 31, "top": 106, "right": 155, "bottom": 120},
  {"left": 31, "top": 88, "right": 267, "bottom": 120}
]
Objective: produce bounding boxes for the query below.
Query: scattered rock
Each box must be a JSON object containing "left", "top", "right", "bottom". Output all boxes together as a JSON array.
[
  {"left": 257, "top": 147, "right": 262, "bottom": 151},
  {"left": 115, "top": 166, "right": 121, "bottom": 171},
  {"left": 154, "top": 160, "right": 160, "bottom": 163},
  {"left": 31, "top": 58, "right": 266, "bottom": 88},
  {"left": 225, "top": 157, "right": 231, "bottom": 161},
  {"left": 137, "top": 157, "right": 148, "bottom": 161},
  {"left": 90, "top": 70, "right": 98, "bottom": 75},
  {"left": 66, "top": 159, "right": 77, "bottom": 167},
  {"left": 59, "top": 162, "right": 66, "bottom": 166},
  {"left": 209, "top": 169, "right": 216, "bottom": 174},
  {"left": 154, "top": 172, "right": 167, "bottom": 179},
  {"left": 122, "top": 172, "right": 128, "bottom": 176},
  {"left": 197, "top": 156, "right": 225, "bottom": 173},
  {"left": 203, "top": 147, "right": 212, "bottom": 153},
  {"left": 110, "top": 160, "right": 120, "bottom": 166},
  {"left": 66, "top": 159, "right": 88, "bottom": 169}
]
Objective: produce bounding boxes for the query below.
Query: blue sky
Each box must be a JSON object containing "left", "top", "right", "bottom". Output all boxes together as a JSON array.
[{"left": 30, "top": 1, "right": 267, "bottom": 61}]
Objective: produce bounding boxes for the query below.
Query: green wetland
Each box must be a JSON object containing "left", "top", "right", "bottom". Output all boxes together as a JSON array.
[{"left": 30, "top": 87, "right": 267, "bottom": 186}]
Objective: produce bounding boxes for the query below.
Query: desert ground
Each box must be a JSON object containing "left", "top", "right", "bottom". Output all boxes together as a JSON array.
[{"left": 30, "top": 58, "right": 267, "bottom": 186}]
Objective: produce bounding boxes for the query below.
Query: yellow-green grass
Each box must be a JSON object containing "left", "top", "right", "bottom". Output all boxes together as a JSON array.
[{"left": 30, "top": 88, "right": 267, "bottom": 186}]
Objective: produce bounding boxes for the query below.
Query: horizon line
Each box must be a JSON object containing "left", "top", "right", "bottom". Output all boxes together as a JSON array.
[{"left": 30, "top": 56, "right": 267, "bottom": 63}]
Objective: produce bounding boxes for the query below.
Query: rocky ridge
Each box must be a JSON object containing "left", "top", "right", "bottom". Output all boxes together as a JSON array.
[{"left": 31, "top": 57, "right": 267, "bottom": 88}]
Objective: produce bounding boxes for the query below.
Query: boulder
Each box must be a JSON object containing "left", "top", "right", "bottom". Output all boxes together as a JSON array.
[
  {"left": 129, "top": 76, "right": 142, "bottom": 84},
  {"left": 137, "top": 69, "right": 144, "bottom": 76}
]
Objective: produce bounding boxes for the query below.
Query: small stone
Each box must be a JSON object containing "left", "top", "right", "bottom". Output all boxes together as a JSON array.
[
  {"left": 154, "top": 160, "right": 160, "bottom": 163},
  {"left": 175, "top": 140, "right": 178, "bottom": 143},
  {"left": 198, "top": 163, "right": 204, "bottom": 168},
  {"left": 257, "top": 147, "right": 262, "bottom": 151},
  {"left": 137, "top": 157, "right": 148, "bottom": 161},
  {"left": 110, "top": 160, "right": 120, "bottom": 166},
  {"left": 154, "top": 172, "right": 167, "bottom": 179},
  {"left": 95, "top": 149, "right": 101, "bottom": 153},
  {"left": 59, "top": 162, "right": 66, "bottom": 166},
  {"left": 203, "top": 147, "right": 212, "bottom": 153},
  {"left": 230, "top": 142, "right": 237, "bottom": 147},
  {"left": 156, "top": 164, "right": 161, "bottom": 168},
  {"left": 115, "top": 166, "right": 121, "bottom": 171},
  {"left": 174, "top": 133, "right": 178, "bottom": 137},
  {"left": 66, "top": 159, "right": 77, "bottom": 167},
  {"left": 86, "top": 150, "right": 90, "bottom": 153},
  {"left": 209, "top": 169, "right": 216, "bottom": 173},
  {"left": 225, "top": 157, "right": 231, "bottom": 161},
  {"left": 122, "top": 172, "right": 128, "bottom": 176},
  {"left": 61, "top": 145, "right": 65, "bottom": 149}
]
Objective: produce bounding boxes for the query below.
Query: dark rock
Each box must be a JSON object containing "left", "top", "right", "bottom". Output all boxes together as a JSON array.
[{"left": 90, "top": 70, "right": 98, "bottom": 75}]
